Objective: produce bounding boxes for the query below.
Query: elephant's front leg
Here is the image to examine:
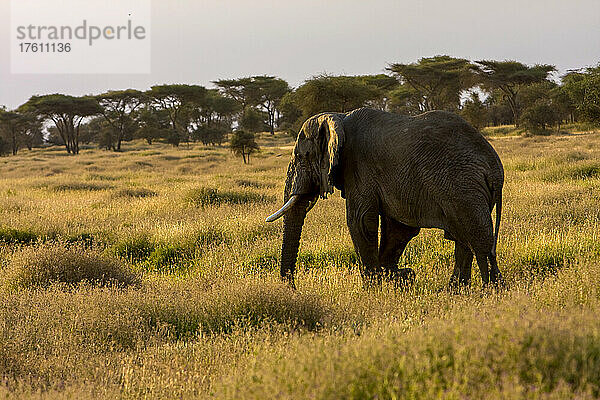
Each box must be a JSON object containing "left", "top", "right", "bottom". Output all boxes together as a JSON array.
[{"left": 346, "top": 200, "right": 381, "bottom": 288}]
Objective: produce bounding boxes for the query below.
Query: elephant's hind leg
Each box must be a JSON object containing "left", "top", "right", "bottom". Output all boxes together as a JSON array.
[
  {"left": 379, "top": 216, "right": 420, "bottom": 286},
  {"left": 449, "top": 241, "right": 473, "bottom": 287},
  {"left": 445, "top": 201, "right": 500, "bottom": 288}
]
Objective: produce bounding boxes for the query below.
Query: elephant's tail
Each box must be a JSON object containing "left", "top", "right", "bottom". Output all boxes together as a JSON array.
[{"left": 491, "top": 190, "right": 502, "bottom": 257}]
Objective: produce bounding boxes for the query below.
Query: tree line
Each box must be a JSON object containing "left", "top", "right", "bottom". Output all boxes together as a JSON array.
[{"left": 1, "top": 56, "right": 599, "bottom": 157}]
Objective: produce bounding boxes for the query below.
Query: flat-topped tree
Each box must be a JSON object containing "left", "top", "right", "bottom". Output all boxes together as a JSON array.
[
  {"left": 357, "top": 74, "right": 400, "bottom": 111},
  {"left": 292, "top": 75, "right": 381, "bottom": 118},
  {"left": 387, "top": 55, "right": 474, "bottom": 112},
  {"left": 214, "top": 76, "right": 291, "bottom": 135},
  {"left": 146, "top": 84, "right": 207, "bottom": 146},
  {"left": 21, "top": 94, "right": 101, "bottom": 154},
  {"left": 213, "top": 78, "right": 254, "bottom": 108},
  {"left": 473, "top": 60, "right": 556, "bottom": 126},
  {"left": 189, "top": 89, "right": 240, "bottom": 146},
  {"left": 96, "top": 89, "right": 145, "bottom": 151},
  {"left": 247, "top": 76, "right": 291, "bottom": 135}
]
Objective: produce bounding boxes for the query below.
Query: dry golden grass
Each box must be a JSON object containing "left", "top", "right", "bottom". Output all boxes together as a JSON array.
[{"left": 0, "top": 131, "right": 600, "bottom": 398}]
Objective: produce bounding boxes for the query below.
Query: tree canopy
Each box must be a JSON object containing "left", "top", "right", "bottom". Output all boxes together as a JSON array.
[
  {"left": 20, "top": 94, "right": 101, "bottom": 154},
  {"left": 473, "top": 60, "right": 556, "bottom": 125},
  {"left": 96, "top": 89, "right": 145, "bottom": 151},
  {"left": 387, "top": 55, "right": 474, "bottom": 112}
]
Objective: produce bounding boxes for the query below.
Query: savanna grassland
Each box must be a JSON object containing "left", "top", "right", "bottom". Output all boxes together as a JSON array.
[{"left": 1, "top": 129, "right": 600, "bottom": 399}]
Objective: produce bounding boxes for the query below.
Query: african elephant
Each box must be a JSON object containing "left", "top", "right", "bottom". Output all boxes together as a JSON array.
[{"left": 266, "top": 108, "right": 504, "bottom": 289}]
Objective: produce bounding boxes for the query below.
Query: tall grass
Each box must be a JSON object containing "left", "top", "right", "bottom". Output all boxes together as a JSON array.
[{"left": 0, "top": 133, "right": 600, "bottom": 398}]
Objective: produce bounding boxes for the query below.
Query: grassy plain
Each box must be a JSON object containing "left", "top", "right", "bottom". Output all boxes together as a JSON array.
[{"left": 1, "top": 129, "right": 600, "bottom": 399}]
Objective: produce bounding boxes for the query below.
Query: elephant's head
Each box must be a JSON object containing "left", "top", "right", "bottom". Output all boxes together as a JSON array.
[{"left": 266, "top": 113, "right": 345, "bottom": 288}]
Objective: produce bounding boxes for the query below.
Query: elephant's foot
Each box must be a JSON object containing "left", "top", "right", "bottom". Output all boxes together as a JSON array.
[
  {"left": 484, "top": 274, "right": 507, "bottom": 291},
  {"left": 448, "top": 277, "right": 471, "bottom": 294},
  {"left": 360, "top": 267, "right": 384, "bottom": 290},
  {"left": 281, "top": 273, "right": 297, "bottom": 290},
  {"left": 389, "top": 267, "right": 416, "bottom": 289}
]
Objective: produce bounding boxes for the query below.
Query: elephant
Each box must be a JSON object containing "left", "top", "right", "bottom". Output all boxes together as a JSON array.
[{"left": 266, "top": 107, "right": 504, "bottom": 289}]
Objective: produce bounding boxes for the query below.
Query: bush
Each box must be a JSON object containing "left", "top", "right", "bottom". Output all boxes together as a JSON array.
[
  {"left": 185, "top": 187, "right": 274, "bottom": 207},
  {"left": 112, "top": 234, "right": 156, "bottom": 262},
  {"left": 6, "top": 244, "right": 140, "bottom": 289},
  {"left": 114, "top": 187, "right": 157, "bottom": 198},
  {"left": 0, "top": 227, "right": 38, "bottom": 244},
  {"left": 520, "top": 102, "right": 559, "bottom": 133},
  {"left": 52, "top": 182, "right": 112, "bottom": 191}
]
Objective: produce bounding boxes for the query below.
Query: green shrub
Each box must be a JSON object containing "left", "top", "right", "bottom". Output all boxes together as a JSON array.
[
  {"left": 112, "top": 234, "right": 156, "bottom": 262},
  {"left": 185, "top": 187, "right": 275, "bottom": 207},
  {"left": 114, "top": 187, "right": 157, "bottom": 198},
  {"left": 52, "top": 182, "right": 112, "bottom": 191},
  {"left": 0, "top": 227, "right": 38, "bottom": 244},
  {"left": 242, "top": 251, "right": 280, "bottom": 273},
  {"left": 144, "top": 245, "right": 191, "bottom": 272},
  {"left": 6, "top": 244, "right": 140, "bottom": 289},
  {"left": 64, "top": 232, "right": 96, "bottom": 247}
]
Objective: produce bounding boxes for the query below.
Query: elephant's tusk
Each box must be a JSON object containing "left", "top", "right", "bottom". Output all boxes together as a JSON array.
[
  {"left": 306, "top": 197, "right": 318, "bottom": 213},
  {"left": 265, "top": 195, "right": 300, "bottom": 222}
]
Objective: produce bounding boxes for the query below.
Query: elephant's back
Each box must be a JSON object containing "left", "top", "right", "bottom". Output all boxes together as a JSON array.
[{"left": 344, "top": 108, "right": 503, "bottom": 227}]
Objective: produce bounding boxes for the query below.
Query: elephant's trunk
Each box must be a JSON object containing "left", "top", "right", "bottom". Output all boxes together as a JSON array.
[{"left": 280, "top": 196, "right": 309, "bottom": 289}]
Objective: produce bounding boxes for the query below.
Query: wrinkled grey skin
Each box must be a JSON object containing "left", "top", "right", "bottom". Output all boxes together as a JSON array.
[{"left": 274, "top": 107, "right": 504, "bottom": 289}]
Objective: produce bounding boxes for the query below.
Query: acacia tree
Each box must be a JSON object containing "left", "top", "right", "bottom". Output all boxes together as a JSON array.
[
  {"left": 21, "top": 94, "right": 101, "bottom": 154},
  {"left": 147, "top": 84, "right": 207, "bottom": 146},
  {"left": 229, "top": 130, "right": 259, "bottom": 164},
  {"left": 387, "top": 55, "right": 474, "bottom": 112},
  {"left": 473, "top": 60, "right": 556, "bottom": 126},
  {"left": 388, "top": 84, "right": 426, "bottom": 115},
  {"left": 214, "top": 76, "right": 290, "bottom": 134},
  {"left": 189, "top": 89, "right": 240, "bottom": 146},
  {"left": 293, "top": 75, "right": 380, "bottom": 118},
  {"left": 358, "top": 74, "right": 400, "bottom": 111},
  {"left": 247, "top": 76, "right": 290, "bottom": 134},
  {"left": 135, "top": 106, "right": 171, "bottom": 144},
  {"left": 213, "top": 78, "right": 254, "bottom": 108},
  {"left": 0, "top": 110, "right": 36, "bottom": 155},
  {"left": 96, "top": 89, "right": 145, "bottom": 151},
  {"left": 562, "top": 66, "right": 600, "bottom": 125}
]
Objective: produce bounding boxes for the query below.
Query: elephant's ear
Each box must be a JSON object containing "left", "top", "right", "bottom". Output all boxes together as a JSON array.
[{"left": 317, "top": 114, "right": 345, "bottom": 198}]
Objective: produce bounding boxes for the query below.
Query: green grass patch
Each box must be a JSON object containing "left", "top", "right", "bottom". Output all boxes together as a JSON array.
[
  {"left": 112, "top": 234, "right": 156, "bottom": 262},
  {"left": 542, "top": 162, "right": 600, "bottom": 182},
  {"left": 0, "top": 227, "right": 38, "bottom": 244},
  {"left": 114, "top": 187, "right": 158, "bottom": 198},
  {"left": 185, "top": 187, "right": 275, "bottom": 207},
  {"left": 52, "top": 182, "right": 113, "bottom": 191}
]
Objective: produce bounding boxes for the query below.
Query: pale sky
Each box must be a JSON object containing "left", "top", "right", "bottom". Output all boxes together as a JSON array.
[{"left": 1, "top": 0, "right": 599, "bottom": 109}]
